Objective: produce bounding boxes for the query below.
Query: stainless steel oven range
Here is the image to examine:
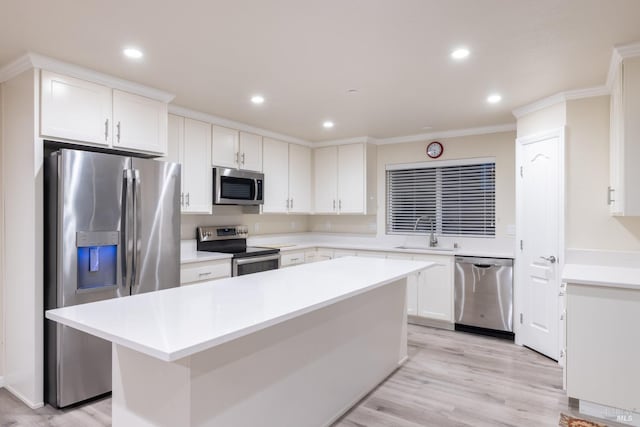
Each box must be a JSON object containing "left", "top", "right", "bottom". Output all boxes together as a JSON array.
[{"left": 196, "top": 225, "right": 280, "bottom": 276}]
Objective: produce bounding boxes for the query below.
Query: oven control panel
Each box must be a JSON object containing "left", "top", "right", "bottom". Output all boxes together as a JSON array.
[{"left": 198, "top": 225, "right": 249, "bottom": 242}]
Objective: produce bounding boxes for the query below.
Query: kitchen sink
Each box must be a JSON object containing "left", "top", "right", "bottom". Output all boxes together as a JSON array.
[{"left": 394, "top": 245, "right": 454, "bottom": 252}]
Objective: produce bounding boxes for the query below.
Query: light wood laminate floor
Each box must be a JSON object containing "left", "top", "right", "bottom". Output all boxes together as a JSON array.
[{"left": 0, "top": 325, "right": 617, "bottom": 427}]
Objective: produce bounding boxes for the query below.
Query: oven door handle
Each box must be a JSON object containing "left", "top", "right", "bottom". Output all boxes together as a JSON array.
[{"left": 235, "top": 254, "right": 281, "bottom": 265}]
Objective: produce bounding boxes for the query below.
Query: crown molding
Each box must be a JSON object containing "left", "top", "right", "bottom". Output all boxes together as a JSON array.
[
  {"left": 169, "top": 104, "right": 312, "bottom": 147},
  {"left": 0, "top": 54, "right": 34, "bottom": 83},
  {"left": 512, "top": 86, "right": 609, "bottom": 119},
  {"left": 607, "top": 41, "right": 640, "bottom": 90},
  {"left": 0, "top": 52, "right": 175, "bottom": 102},
  {"left": 376, "top": 123, "right": 516, "bottom": 145},
  {"left": 313, "top": 124, "right": 515, "bottom": 147},
  {"left": 313, "top": 136, "right": 376, "bottom": 148}
]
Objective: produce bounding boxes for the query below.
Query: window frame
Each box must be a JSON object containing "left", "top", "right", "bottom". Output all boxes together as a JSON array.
[{"left": 385, "top": 157, "right": 496, "bottom": 238}]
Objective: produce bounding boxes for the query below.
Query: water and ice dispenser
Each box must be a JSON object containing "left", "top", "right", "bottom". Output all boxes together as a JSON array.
[{"left": 76, "top": 231, "right": 119, "bottom": 291}]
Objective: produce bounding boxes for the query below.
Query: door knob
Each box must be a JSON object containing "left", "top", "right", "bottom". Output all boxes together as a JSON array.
[{"left": 540, "top": 255, "right": 557, "bottom": 264}]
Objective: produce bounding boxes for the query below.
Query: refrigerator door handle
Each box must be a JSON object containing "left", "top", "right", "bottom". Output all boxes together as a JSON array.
[
  {"left": 132, "top": 169, "right": 142, "bottom": 291},
  {"left": 122, "top": 169, "right": 134, "bottom": 292}
]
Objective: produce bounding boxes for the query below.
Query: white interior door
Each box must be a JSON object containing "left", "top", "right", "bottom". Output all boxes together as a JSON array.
[{"left": 517, "top": 130, "right": 563, "bottom": 361}]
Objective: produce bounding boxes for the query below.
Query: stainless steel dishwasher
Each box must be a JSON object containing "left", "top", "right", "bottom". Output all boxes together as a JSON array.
[{"left": 454, "top": 256, "right": 514, "bottom": 339}]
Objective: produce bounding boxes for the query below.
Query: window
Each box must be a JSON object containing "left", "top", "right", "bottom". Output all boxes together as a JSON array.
[{"left": 386, "top": 159, "right": 496, "bottom": 237}]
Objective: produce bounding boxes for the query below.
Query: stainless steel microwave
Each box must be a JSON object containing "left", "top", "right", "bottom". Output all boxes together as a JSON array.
[{"left": 213, "top": 167, "right": 264, "bottom": 205}]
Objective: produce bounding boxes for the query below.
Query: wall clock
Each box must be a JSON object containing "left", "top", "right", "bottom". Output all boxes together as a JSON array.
[{"left": 426, "top": 141, "right": 443, "bottom": 159}]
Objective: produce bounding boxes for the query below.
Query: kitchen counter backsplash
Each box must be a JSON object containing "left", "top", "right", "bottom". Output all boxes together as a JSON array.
[{"left": 180, "top": 232, "right": 515, "bottom": 262}]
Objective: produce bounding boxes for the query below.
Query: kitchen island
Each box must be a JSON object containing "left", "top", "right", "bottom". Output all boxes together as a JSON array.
[{"left": 46, "top": 256, "right": 433, "bottom": 427}]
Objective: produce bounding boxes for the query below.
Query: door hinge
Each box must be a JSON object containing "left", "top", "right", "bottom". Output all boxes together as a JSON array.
[
  {"left": 520, "top": 166, "right": 523, "bottom": 177},
  {"left": 520, "top": 240, "right": 523, "bottom": 250}
]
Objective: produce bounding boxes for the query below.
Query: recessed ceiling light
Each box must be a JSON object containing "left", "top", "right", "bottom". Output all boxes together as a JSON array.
[
  {"left": 123, "top": 47, "right": 143, "bottom": 59},
  {"left": 451, "top": 48, "right": 470, "bottom": 60},
  {"left": 487, "top": 94, "right": 502, "bottom": 104},
  {"left": 347, "top": 89, "right": 359, "bottom": 94},
  {"left": 251, "top": 95, "right": 265, "bottom": 104},
  {"left": 323, "top": 121, "right": 335, "bottom": 129},
  {"left": 422, "top": 126, "right": 433, "bottom": 130}
]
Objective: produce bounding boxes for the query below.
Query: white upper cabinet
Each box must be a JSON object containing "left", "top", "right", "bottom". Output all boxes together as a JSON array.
[
  {"left": 313, "top": 143, "right": 376, "bottom": 214},
  {"left": 262, "top": 139, "right": 311, "bottom": 214},
  {"left": 40, "top": 71, "right": 112, "bottom": 146},
  {"left": 40, "top": 70, "right": 169, "bottom": 155},
  {"left": 609, "top": 55, "right": 640, "bottom": 216},
  {"left": 313, "top": 146, "right": 339, "bottom": 213},
  {"left": 239, "top": 132, "right": 263, "bottom": 172},
  {"left": 112, "top": 90, "right": 167, "bottom": 155},
  {"left": 262, "top": 138, "right": 290, "bottom": 213},
  {"left": 182, "top": 118, "right": 212, "bottom": 214},
  {"left": 288, "top": 144, "right": 311, "bottom": 213},
  {"left": 211, "top": 125, "right": 239, "bottom": 168},
  {"left": 168, "top": 114, "right": 212, "bottom": 214},
  {"left": 337, "top": 143, "right": 365, "bottom": 213},
  {"left": 211, "top": 128, "right": 262, "bottom": 171}
]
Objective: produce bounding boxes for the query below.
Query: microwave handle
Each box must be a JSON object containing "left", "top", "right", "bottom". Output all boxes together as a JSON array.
[{"left": 254, "top": 178, "right": 259, "bottom": 201}]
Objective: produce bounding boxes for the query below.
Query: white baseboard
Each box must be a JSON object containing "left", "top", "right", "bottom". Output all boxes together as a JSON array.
[
  {"left": 580, "top": 400, "right": 640, "bottom": 426},
  {"left": 4, "top": 384, "right": 44, "bottom": 409}
]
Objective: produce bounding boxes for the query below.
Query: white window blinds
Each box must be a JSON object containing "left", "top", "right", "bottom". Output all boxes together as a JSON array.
[{"left": 386, "top": 161, "right": 496, "bottom": 237}]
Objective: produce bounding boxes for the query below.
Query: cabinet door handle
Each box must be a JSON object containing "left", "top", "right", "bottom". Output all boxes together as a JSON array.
[
  {"left": 286, "top": 199, "right": 290, "bottom": 209},
  {"left": 180, "top": 192, "right": 184, "bottom": 207},
  {"left": 104, "top": 118, "right": 109, "bottom": 141},
  {"left": 235, "top": 152, "right": 240, "bottom": 166},
  {"left": 186, "top": 192, "right": 190, "bottom": 207},
  {"left": 607, "top": 186, "right": 615, "bottom": 205},
  {"left": 241, "top": 152, "right": 246, "bottom": 166},
  {"left": 333, "top": 200, "right": 336, "bottom": 210},
  {"left": 339, "top": 199, "right": 342, "bottom": 210},
  {"left": 116, "top": 121, "right": 121, "bottom": 143},
  {"left": 290, "top": 198, "right": 293, "bottom": 209}
]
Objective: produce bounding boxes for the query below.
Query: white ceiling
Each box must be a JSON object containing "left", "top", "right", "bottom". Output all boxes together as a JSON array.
[{"left": 1, "top": 0, "right": 640, "bottom": 142}]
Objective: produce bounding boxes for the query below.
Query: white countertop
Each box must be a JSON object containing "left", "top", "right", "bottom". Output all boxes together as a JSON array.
[
  {"left": 180, "top": 239, "right": 232, "bottom": 264},
  {"left": 562, "top": 263, "right": 640, "bottom": 290},
  {"left": 46, "top": 257, "right": 432, "bottom": 362}
]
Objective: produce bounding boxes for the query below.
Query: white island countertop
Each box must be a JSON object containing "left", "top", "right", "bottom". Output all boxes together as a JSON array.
[{"left": 46, "top": 257, "right": 432, "bottom": 362}]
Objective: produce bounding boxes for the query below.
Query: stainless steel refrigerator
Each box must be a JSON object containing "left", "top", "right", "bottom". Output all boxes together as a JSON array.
[{"left": 44, "top": 148, "right": 181, "bottom": 408}]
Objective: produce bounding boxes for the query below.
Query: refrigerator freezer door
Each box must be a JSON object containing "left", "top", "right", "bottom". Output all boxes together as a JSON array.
[
  {"left": 48, "top": 149, "right": 131, "bottom": 407},
  {"left": 130, "top": 158, "right": 181, "bottom": 294}
]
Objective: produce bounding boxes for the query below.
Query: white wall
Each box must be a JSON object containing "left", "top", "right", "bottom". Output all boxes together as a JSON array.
[
  {"left": 372, "top": 132, "right": 517, "bottom": 239},
  {"left": 516, "top": 102, "right": 567, "bottom": 138},
  {"left": 565, "top": 96, "right": 640, "bottom": 250},
  {"left": 0, "top": 69, "right": 43, "bottom": 406}
]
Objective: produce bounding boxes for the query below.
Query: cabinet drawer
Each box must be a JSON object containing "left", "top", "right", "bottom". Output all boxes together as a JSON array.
[
  {"left": 281, "top": 252, "right": 306, "bottom": 267},
  {"left": 181, "top": 260, "right": 231, "bottom": 285}
]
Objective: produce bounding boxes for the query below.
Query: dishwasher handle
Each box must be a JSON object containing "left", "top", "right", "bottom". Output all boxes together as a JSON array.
[
  {"left": 455, "top": 256, "right": 513, "bottom": 267},
  {"left": 472, "top": 264, "right": 493, "bottom": 269}
]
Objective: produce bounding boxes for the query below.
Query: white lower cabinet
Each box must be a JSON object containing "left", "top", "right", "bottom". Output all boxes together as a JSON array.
[
  {"left": 386, "top": 252, "right": 453, "bottom": 323},
  {"left": 566, "top": 283, "right": 640, "bottom": 412},
  {"left": 386, "top": 253, "right": 418, "bottom": 316},
  {"left": 412, "top": 254, "right": 454, "bottom": 322},
  {"left": 180, "top": 259, "right": 231, "bottom": 285},
  {"left": 281, "top": 250, "right": 306, "bottom": 267},
  {"left": 306, "top": 249, "right": 333, "bottom": 263}
]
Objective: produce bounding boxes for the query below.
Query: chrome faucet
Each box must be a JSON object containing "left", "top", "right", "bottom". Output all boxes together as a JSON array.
[{"left": 413, "top": 216, "right": 438, "bottom": 247}]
